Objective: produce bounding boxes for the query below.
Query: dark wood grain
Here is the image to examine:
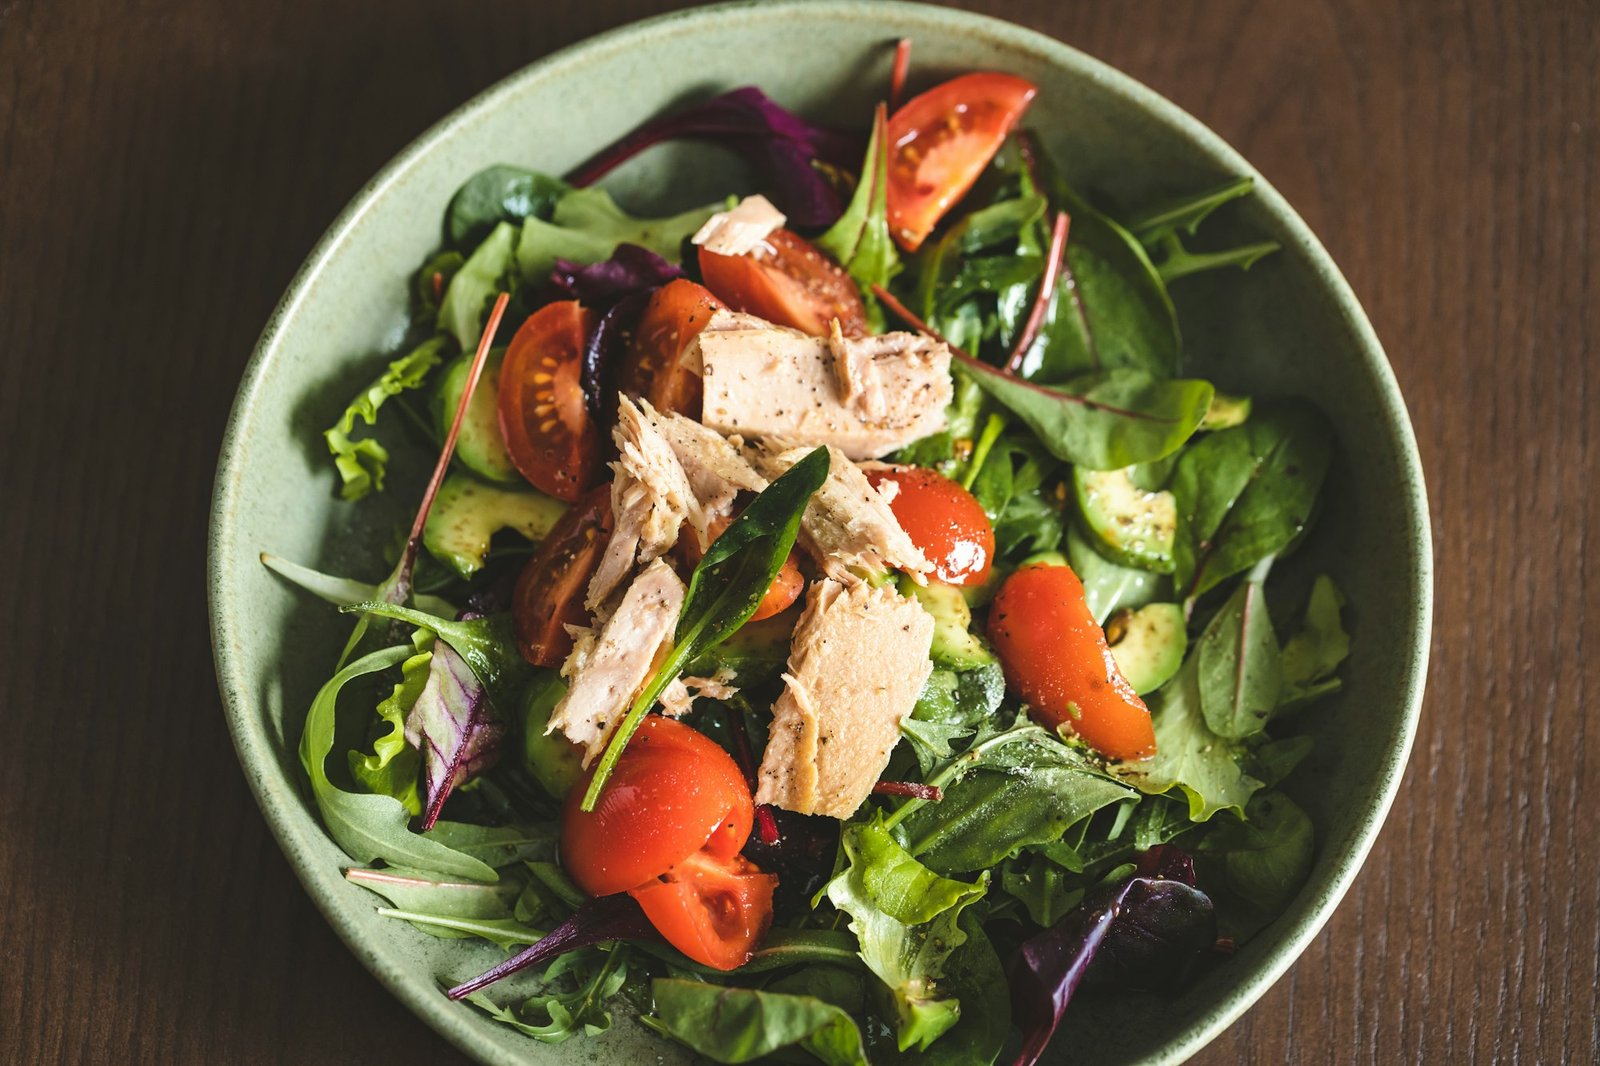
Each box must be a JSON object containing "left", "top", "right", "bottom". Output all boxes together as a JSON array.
[{"left": 1, "top": 0, "right": 1594, "bottom": 1062}]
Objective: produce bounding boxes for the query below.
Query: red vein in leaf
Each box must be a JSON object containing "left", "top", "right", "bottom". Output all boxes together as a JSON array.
[
  {"left": 399, "top": 292, "right": 510, "bottom": 582},
  {"left": 889, "top": 38, "right": 913, "bottom": 111},
  {"left": 1007, "top": 210, "right": 1071, "bottom": 373},
  {"left": 870, "top": 284, "right": 1170, "bottom": 422},
  {"left": 872, "top": 780, "right": 943, "bottom": 801}
]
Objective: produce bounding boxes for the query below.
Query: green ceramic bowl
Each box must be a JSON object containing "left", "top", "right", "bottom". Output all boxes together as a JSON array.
[{"left": 208, "top": 2, "right": 1432, "bottom": 1062}]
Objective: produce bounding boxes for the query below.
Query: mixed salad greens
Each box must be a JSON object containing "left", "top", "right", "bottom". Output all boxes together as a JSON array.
[{"left": 264, "top": 42, "right": 1350, "bottom": 1065}]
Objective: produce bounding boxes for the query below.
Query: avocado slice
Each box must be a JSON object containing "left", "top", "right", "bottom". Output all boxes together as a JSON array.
[
  {"left": 519, "top": 672, "right": 584, "bottom": 798},
  {"left": 1105, "top": 602, "right": 1187, "bottom": 695},
  {"left": 421, "top": 473, "right": 566, "bottom": 579},
  {"left": 434, "top": 348, "right": 520, "bottom": 484},
  {"left": 1201, "top": 390, "right": 1252, "bottom": 430},
  {"left": 902, "top": 578, "right": 996, "bottom": 670},
  {"left": 1073, "top": 466, "right": 1178, "bottom": 574}
]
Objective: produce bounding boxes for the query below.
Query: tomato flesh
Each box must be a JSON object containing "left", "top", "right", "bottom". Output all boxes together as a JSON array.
[
  {"left": 512, "top": 485, "right": 612, "bottom": 667},
  {"left": 988, "top": 563, "right": 1156, "bottom": 760},
  {"left": 698, "top": 228, "right": 868, "bottom": 338},
  {"left": 886, "top": 72, "right": 1038, "bottom": 252},
  {"left": 628, "top": 850, "right": 776, "bottom": 971},
  {"left": 867, "top": 467, "right": 995, "bottom": 586},
  {"left": 498, "top": 300, "right": 602, "bottom": 501},
  {"left": 619, "top": 279, "right": 725, "bottom": 418},
  {"left": 561, "top": 716, "right": 754, "bottom": 897}
]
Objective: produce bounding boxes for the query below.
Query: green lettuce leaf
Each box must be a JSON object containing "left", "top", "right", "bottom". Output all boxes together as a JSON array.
[
  {"left": 863, "top": 913, "right": 1010, "bottom": 1066},
  {"left": 647, "top": 978, "right": 869, "bottom": 1066},
  {"left": 323, "top": 335, "right": 450, "bottom": 500},
  {"left": 348, "top": 643, "right": 429, "bottom": 813}
]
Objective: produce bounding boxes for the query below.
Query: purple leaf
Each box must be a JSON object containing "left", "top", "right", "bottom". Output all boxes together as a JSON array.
[
  {"left": 445, "top": 894, "right": 658, "bottom": 1000},
  {"left": 1009, "top": 847, "right": 1216, "bottom": 1066},
  {"left": 566, "top": 87, "right": 860, "bottom": 228},
  {"left": 404, "top": 641, "right": 506, "bottom": 831},
  {"left": 551, "top": 243, "right": 684, "bottom": 303}
]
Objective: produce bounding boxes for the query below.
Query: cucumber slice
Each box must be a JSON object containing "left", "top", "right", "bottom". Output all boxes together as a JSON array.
[
  {"left": 434, "top": 348, "right": 520, "bottom": 484},
  {"left": 421, "top": 473, "right": 566, "bottom": 579},
  {"left": 1073, "top": 466, "right": 1178, "bottom": 574},
  {"left": 1105, "top": 602, "right": 1187, "bottom": 695}
]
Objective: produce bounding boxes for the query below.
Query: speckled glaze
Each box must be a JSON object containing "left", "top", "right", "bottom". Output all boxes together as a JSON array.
[{"left": 208, "top": 3, "right": 1432, "bottom": 1063}]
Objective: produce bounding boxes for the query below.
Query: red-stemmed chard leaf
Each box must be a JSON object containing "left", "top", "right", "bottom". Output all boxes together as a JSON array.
[
  {"left": 1009, "top": 845, "right": 1216, "bottom": 1066},
  {"left": 551, "top": 243, "right": 684, "bottom": 303},
  {"left": 566, "top": 87, "right": 859, "bottom": 227},
  {"left": 405, "top": 637, "right": 506, "bottom": 831},
  {"left": 445, "top": 894, "right": 658, "bottom": 1000}
]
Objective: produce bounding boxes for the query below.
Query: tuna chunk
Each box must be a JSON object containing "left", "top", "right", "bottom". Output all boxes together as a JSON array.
[
  {"left": 659, "top": 670, "right": 740, "bottom": 718},
  {"left": 755, "top": 579, "right": 935, "bottom": 818},
  {"left": 694, "top": 309, "right": 952, "bottom": 459},
  {"left": 639, "top": 399, "right": 767, "bottom": 522},
  {"left": 755, "top": 444, "right": 932, "bottom": 582},
  {"left": 551, "top": 559, "right": 685, "bottom": 765},
  {"left": 586, "top": 396, "right": 698, "bottom": 611},
  {"left": 691, "top": 195, "right": 786, "bottom": 257}
]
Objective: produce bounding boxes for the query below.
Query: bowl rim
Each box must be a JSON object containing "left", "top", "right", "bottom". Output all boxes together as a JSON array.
[{"left": 208, "top": 2, "right": 1433, "bottom": 1063}]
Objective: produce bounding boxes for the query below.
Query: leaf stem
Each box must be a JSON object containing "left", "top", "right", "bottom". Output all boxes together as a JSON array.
[
  {"left": 961, "top": 413, "right": 1006, "bottom": 491},
  {"left": 1006, "top": 210, "right": 1070, "bottom": 373},
  {"left": 889, "top": 38, "right": 912, "bottom": 111}
]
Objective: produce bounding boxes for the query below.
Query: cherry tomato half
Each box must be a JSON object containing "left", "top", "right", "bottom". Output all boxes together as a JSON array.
[
  {"left": 498, "top": 300, "right": 602, "bottom": 502},
  {"left": 628, "top": 850, "right": 777, "bottom": 971},
  {"left": 886, "top": 73, "right": 1038, "bottom": 252},
  {"left": 561, "top": 716, "right": 754, "bottom": 898},
  {"left": 618, "top": 279, "right": 724, "bottom": 418},
  {"left": 512, "top": 484, "right": 613, "bottom": 667},
  {"left": 698, "top": 228, "right": 868, "bottom": 338},
  {"left": 680, "top": 514, "right": 805, "bottom": 621},
  {"left": 988, "top": 563, "right": 1155, "bottom": 760},
  {"left": 867, "top": 467, "right": 995, "bottom": 586}
]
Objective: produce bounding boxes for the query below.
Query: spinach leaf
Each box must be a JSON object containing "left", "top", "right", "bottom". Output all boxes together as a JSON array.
[
  {"left": 348, "top": 642, "right": 428, "bottom": 813},
  {"left": 895, "top": 726, "right": 1133, "bottom": 874},
  {"left": 825, "top": 817, "right": 987, "bottom": 1052},
  {"left": 961, "top": 362, "right": 1213, "bottom": 471},
  {"left": 1119, "top": 655, "right": 1261, "bottom": 822},
  {"left": 968, "top": 431, "right": 1066, "bottom": 560},
  {"left": 298, "top": 646, "right": 496, "bottom": 880},
  {"left": 1170, "top": 401, "right": 1333, "bottom": 597},
  {"left": 1064, "top": 526, "right": 1164, "bottom": 625},
  {"left": 404, "top": 641, "right": 507, "bottom": 830},
  {"left": 515, "top": 187, "right": 719, "bottom": 287},
  {"left": 446, "top": 165, "right": 568, "bottom": 249},
  {"left": 1278, "top": 574, "right": 1350, "bottom": 710},
  {"left": 581, "top": 447, "right": 828, "bottom": 810},
  {"left": 816, "top": 105, "right": 901, "bottom": 295},
  {"left": 646, "top": 979, "right": 869, "bottom": 1066},
  {"left": 323, "top": 335, "right": 451, "bottom": 500},
  {"left": 440, "top": 221, "right": 518, "bottom": 351},
  {"left": 1207, "top": 790, "right": 1314, "bottom": 916},
  {"left": 1197, "top": 578, "right": 1283, "bottom": 738}
]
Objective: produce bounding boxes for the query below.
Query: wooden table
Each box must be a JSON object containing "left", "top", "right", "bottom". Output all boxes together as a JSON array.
[{"left": 2, "top": 0, "right": 1594, "bottom": 1061}]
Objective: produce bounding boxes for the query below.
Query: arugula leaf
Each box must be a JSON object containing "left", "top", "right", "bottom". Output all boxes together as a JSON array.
[
  {"left": 1151, "top": 236, "right": 1280, "bottom": 284},
  {"left": 1248, "top": 734, "right": 1315, "bottom": 788},
  {"left": 1279, "top": 574, "right": 1350, "bottom": 710},
  {"left": 646, "top": 979, "right": 869, "bottom": 1066},
  {"left": 440, "top": 222, "right": 518, "bottom": 351},
  {"left": 900, "top": 663, "right": 1006, "bottom": 774},
  {"left": 816, "top": 105, "right": 901, "bottom": 294},
  {"left": 1119, "top": 655, "right": 1261, "bottom": 822},
  {"left": 323, "top": 336, "right": 451, "bottom": 501},
  {"left": 468, "top": 946, "right": 631, "bottom": 1043},
  {"left": 916, "top": 189, "right": 1048, "bottom": 364},
  {"left": 1064, "top": 526, "right": 1165, "bottom": 625},
  {"left": 1197, "top": 577, "right": 1283, "bottom": 738},
  {"left": 297, "top": 646, "right": 496, "bottom": 880},
  {"left": 896, "top": 727, "right": 1133, "bottom": 874},
  {"left": 1124, "top": 177, "right": 1280, "bottom": 284},
  {"left": 1002, "top": 855, "right": 1086, "bottom": 927},
  {"left": 348, "top": 643, "right": 429, "bottom": 813},
  {"left": 346, "top": 865, "right": 520, "bottom": 921},
  {"left": 515, "top": 187, "right": 718, "bottom": 288},
  {"left": 962, "top": 363, "right": 1213, "bottom": 471},
  {"left": 1169, "top": 401, "right": 1333, "bottom": 597},
  {"left": 259, "top": 553, "right": 457, "bottom": 618},
  {"left": 446, "top": 165, "right": 568, "bottom": 249},
  {"left": 378, "top": 910, "right": 543, "bottom": 950},
  {"left": 404, "top": 641, "right": 506, "bottom": 830},
  {"left": 825, "top": 817, "right": 987, "bottom": 1051},
  {"left": 425, "top": 822, "right": 557, "bottom": 867},
  {"left": 447, "top": 894, "right": 656, "bottom": 1001},
  {"left": 580, "top": 447, "right": 828, "bottom": 811}
]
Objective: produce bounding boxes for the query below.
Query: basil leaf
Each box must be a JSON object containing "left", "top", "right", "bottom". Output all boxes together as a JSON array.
[
  {"left": 446, "top": 165, "right": 569, "bottom": 249},
  {"left": 1170, "top": 401, "right": 1333, "bottom": 597},
  {"left": 647, "top": 979, "right": 869, "bottom": 1066},
  {"left": 580, "top": 447, "right": 829, "bottom": 810},
  {"left": 1197, "top": 578, "right": 1283, "bottom": 738},
  {"left": 323, "top": 335, "right": 451, "bottom": 501},
  {"left": 298, "top": 646, "right": 496, "bottom": 880}
]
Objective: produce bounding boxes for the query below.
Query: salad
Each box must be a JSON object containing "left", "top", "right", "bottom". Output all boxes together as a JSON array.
[{"left": 266, "top": 43, "right": 1351, "bottom": 1066}]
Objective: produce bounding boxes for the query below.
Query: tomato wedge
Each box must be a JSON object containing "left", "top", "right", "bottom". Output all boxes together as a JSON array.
[
  {"left": 698, "top": 228, "right": 868, "bottom": 337},
  {"left": 628, "top": 850, "right": 776, "bottom": 971},
  {"left": 619, "top": 279, "right": 724, "bottom": 418},
  {"left": 866, "top": 467, "right": 995, "bottom": 587},
  {"left": 988, "top": 563, "right": 1156, "bottom": 760},
  {"left": 512, "top": 485, "right": 612, "bottom": 667},
  {"left": 680, "top": 513, "right": 805, "bottom": 621},
  {"left": 561, "top": 716, "right": 754, "bottom": 898},
  {"left": 886, "top": 72, "right": 1038, "bottom": 252},
  {"left": 497, "top": 300, "right": 602, "bottom": 501}
]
